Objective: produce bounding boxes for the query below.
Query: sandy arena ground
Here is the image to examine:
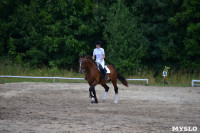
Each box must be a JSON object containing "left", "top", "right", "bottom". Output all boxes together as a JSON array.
[{"left": 0, "top": 82, "right": 200, "bottom": 133}]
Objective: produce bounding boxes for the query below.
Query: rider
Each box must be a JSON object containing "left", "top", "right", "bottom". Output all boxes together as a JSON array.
[{"left": 92, "top": 41, "right": 109, "bottom": 81}]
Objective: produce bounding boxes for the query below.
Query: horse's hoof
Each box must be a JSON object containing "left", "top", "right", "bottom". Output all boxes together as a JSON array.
[
  {"left": 102, "top": 92, "right": 107, "bottom": 102},
  {"left": 91, "top": 101, "right": 98, "bottom": 104},
  {"left": 102, "top": 99, "right": 105, "bottom": 103},
  {"left": 102, "top": 98, "right": 106, "bottom": 102},
  {"left": 90, "top": 97, "right": 94, "bottom": 102}
]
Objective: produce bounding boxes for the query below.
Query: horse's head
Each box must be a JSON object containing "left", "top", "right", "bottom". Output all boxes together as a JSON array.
[{"left": 79, "top": 55, "right": 87, "bottom": 74}]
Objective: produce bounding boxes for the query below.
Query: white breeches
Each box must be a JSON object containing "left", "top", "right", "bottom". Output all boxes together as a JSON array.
[{"left": 97, "top": 61, "right": 105, "bottom": 68}]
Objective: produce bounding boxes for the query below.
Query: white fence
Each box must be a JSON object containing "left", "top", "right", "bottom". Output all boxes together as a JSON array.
[
  {"left": 191, "top": 80, "right": 200, "bottom": 87},
  {"left": 126, "top": 79, "right": 148, "bottom": 84},
  {"left": 0, "top": 75, "right": 149, "bottom": 84}
]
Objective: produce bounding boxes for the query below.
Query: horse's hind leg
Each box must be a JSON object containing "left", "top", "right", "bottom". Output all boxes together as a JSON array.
[
  {"left": 112, "top": 80, "right": 119, "bottom": 104},
  {"left": 101, "top": 84, "right": 109, "bottom": 101},
  {"left": 114, "top": 87, "right": 118, "bottom": 104}
]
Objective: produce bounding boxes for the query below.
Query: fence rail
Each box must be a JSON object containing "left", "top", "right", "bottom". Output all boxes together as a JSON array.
[
  {"left": 191, "top": 80, "right": 200, "bottom": 87},
  {"left": 126, "top": 79, "right": 148, "bottom": 84},
  {"left": 0, "top": 75, "right": 149, "bottom": 84}
]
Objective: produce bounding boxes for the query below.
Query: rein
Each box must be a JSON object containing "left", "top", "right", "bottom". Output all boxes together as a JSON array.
[
  {"left": 79, "top": 58, "right": 87, "bottom": 72},
  {"left": 79, "top": 55, "right": 98, "bottom": 74}
]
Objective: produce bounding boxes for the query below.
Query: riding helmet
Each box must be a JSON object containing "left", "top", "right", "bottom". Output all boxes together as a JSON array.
[{"left": 95, "top": 41, "right": 101, "bottom": 45}]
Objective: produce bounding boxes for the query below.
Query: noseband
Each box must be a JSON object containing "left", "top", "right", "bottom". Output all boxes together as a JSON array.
[{"left": 79, "top": 58, "right": 87, "bottom": 71}]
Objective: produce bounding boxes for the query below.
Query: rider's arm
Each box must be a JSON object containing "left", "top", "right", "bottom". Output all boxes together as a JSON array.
[{"left": 92, "top": 55, "right": 95, "bottom": 60}]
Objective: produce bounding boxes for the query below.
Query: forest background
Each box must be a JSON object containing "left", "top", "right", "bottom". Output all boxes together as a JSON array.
[{"left": 0, "top": 0, "right": 200, "bottom": 85}]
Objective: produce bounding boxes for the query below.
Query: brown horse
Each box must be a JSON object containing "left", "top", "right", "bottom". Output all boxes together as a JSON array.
[{"left": 79, "top": 55, "right": 128, "bottom": 104}]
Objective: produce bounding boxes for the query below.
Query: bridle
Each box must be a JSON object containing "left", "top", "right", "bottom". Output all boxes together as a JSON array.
[{"left": 79, "top": 58, "right": 87, "bottom": 73}]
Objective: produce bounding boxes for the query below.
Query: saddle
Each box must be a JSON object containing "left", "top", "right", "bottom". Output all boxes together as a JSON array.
[{"left": 96, "top": 63, "right": 110, "bottom": 73}]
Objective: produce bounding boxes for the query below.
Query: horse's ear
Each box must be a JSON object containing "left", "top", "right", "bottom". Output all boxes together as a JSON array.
[{"left": 79, "top": 54, "right": 84, "bottom": 58}]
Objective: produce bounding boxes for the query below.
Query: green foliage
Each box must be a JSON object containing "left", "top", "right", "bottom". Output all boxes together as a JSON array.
[
  {"left": 131, "top": 0, "right": 182, "bottom": 69},
  {"left": 104, "top": 0, "right": 149, "bottom": 74},
  {"left": 1, "top": 0, "right": 95, "bottom": 69},
  {"left": 0, "top": 0, "right": 199, "bottom": 74},
  {"left": 169, "top": 0, "right": 200, "bottom": 71}
]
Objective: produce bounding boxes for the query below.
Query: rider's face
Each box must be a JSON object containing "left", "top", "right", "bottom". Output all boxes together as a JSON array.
[{"left": 96, "top": 44, "right": 100, "bottom": 48}]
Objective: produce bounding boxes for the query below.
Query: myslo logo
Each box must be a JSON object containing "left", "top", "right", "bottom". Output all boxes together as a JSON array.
[{"left": 172, "top": 126, "right": 198, "bottom": 132}]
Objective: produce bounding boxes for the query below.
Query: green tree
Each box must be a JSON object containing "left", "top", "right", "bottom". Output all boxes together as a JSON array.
[
  {"left": 1, "top": 0, "right": 200, "bottom": 73},
  {"left": 104, "top": 0, "right": 149, "bottom": 74},
  {"left": 169, "top": 0, "right": 200, "bottom": 71},
  {"left": 2, "top": 0, "right": 97, "bottom": 69},
  {"left": 131, "top": 0, "right": 183, "bottom": 70}
]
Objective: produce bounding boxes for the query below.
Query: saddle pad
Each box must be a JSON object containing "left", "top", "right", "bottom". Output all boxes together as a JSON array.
[
  {"left": 105, "top": 65, "right": 110, "bottom": 73},
  {"left": 96, "top": 63, "right": 111, "bottom": 74}
]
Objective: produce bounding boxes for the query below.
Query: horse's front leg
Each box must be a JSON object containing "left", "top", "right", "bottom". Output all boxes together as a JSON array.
[
  {"left": 88, "top": 82, "right": 94, "bottom": 101},
  {"left": 92, "top": 87, "right": 98, "bottom": 103},
  {"left": 89, "top": 82, "right": 98, "bottom": 103},
  {"left": 89, "top": 89, "right": 94, "bottom": 100}
]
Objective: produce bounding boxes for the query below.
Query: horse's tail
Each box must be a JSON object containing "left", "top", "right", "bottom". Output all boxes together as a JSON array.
[{"left": 117, "top": 71, "right": 128, "bottom": 87}]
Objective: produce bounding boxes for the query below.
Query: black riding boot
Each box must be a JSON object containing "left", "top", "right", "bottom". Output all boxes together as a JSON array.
[
  {"left": 99, "top": 64, "right": 109, "bottom": 81},
  {"left": 102, "top": 68, "right": 109, "bottom": 81}
]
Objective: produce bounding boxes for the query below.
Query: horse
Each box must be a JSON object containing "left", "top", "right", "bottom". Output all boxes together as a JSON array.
[{"left": 79, "top": 55, "right": 128, "bottom": 104}]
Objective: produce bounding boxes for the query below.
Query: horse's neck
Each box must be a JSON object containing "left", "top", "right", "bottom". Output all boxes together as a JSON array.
[{"left": 86, "top": 60, "right": 98, "bottom": 72}]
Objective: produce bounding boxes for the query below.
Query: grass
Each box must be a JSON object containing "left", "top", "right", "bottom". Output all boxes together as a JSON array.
[
  {"left": 0, "top": 63, "right": 86, "bottom": 83},
  {"left": 0, "top": 63, "right": 199, "bottom": 86},
  {"left": 0, "top": 78, "right": 87, "bottom": 84}
]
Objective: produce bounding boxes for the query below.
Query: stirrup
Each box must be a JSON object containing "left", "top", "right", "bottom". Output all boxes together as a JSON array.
[{"left": 105, "top": 75, "right": 109, "bottom": 81}]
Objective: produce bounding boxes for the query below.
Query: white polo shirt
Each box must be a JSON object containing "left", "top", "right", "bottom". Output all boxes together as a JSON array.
[{"left": 93, "top": 48, "right": 105, "bottom": 68}]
